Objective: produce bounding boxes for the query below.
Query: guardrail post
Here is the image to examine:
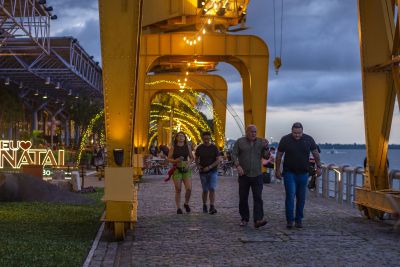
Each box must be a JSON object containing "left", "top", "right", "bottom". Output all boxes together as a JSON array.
[
  {"left": 315, "top": 174, "right": 321, "bottom": 197},
  {"left": 323, "top": 165, "right": 332, "bottom": 199},
  {"left": 389, "top": 170, "right": 395, "bottom": 188},
  {"left": 337, "top": 165, "right": 348, "bottom": 205},
  {"left": 346, "top": 171, "right": 352, "bottom": 205},
  {"left": 337, "top": 170, "right": 343, "bottom": 204}
]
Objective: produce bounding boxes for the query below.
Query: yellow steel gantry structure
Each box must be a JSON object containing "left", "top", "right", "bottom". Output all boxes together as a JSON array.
[
  {"left": 98, "top": 0, "right": 400, "bottom": 239},
  {"left": 98, "top": 0, "right": 143, "bottom": 239},
  {"left": 355, "top": 0, "right": 400, "bottom": 219},
  {"left": 99, "top": 0, "right": 260, "bottom": 239}
]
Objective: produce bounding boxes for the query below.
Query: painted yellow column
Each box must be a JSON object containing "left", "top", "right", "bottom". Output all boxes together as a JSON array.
[
  {"left": 358, "top": 0, "right": 393, "bottom": 191},
  {"left": 98, "top": 0, "right": 143, "bottom": 240}
]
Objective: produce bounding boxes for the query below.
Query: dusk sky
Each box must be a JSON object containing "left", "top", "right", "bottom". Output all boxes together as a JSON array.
[{"left": 49, "top": 0, "right": 400, "bottom": 144}]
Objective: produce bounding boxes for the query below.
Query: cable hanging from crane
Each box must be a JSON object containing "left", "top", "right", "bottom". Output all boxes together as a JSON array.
[{"left": 273, "top": 0, "right": 284, "bottom": 75}]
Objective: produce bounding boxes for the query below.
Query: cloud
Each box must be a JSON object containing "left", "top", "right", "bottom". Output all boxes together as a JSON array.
[
  {"left": 43, "top": 0, "right": 400, "bottom": 143},
  {"left": 50, "top": 0, "right": 101, "bottom": 62},
  {"left": 267, "top": 70, "right": 362, "bottom": 107},
  {"left": 212, "top": 0, "right": 362, "bottom": 110},
  {"left": 246, "top": 0, "right": 360, "bottom": 72},
  {"left": 49, "top": 0, "right": 97, "bottom": 10}
]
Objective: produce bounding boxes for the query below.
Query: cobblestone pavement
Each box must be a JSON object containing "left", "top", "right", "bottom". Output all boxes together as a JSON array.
[{"left": 89, "top": 175, "right": 400, "bottom": 267}]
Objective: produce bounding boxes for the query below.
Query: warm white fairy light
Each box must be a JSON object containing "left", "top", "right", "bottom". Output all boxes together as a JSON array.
[{"left": 145, "top": 80, "right": 225, "bottom": 144}]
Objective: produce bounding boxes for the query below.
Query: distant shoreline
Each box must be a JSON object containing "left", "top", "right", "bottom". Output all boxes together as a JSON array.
[
  {"left": 268, "top": 143, "right": 400, "bottom": 150},
  {"left": 318, "top": 144, "right": 400, "bottom": 150}
]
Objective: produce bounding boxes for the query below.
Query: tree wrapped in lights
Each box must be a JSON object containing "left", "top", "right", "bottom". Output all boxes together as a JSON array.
[{"left": 148, "top": 91, "right": 217, "bottom": 147}]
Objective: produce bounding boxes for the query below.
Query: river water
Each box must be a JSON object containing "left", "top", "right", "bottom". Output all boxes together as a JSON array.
[
  {"left": 320, "top": 149, "right": 400, "bottom": 190},
  {"left": 320, "top": 149, "right": 400, "bottom": 169}
]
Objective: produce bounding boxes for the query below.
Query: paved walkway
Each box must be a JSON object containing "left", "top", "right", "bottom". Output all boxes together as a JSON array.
[{"left": 89, "top": 174, "right": 400, "bottom": 267}]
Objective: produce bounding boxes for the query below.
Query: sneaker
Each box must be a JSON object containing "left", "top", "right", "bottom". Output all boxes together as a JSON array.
[
  {"left": 209, "top": 206, "right": 217, "bottom": 215},
  {"left": 183, "top": 203, "right": 191, "bottom": 213},
  {"left": 295, "top": 221, "right": 303, "bottom": 228},
  {"left": 286, "top": 221, "right": 294, "bottom": 229},
  {"left": 203, "top": 204, "right": 208, "bottom": 213},
  {"left": 254, "top": 220, "right": 267, "bottom": 229},
  {"left": 177, "top": 208, "right": 183, "bottom": 214},
  {"left": 239, "top": 220, "right": 248, "bottom": 227}
]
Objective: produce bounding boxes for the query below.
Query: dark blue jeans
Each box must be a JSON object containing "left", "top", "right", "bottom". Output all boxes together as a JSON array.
[
  {"left": 238, "top": 175, "right": 264, "bottom": 222},
  {"left": 283, "top": 172, "right": 308, "bottom": 223}
]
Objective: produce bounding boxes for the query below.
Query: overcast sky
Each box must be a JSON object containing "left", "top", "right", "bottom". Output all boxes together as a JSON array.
[{"left": 49, "top": 0, "right": 400, "bottom": 144}]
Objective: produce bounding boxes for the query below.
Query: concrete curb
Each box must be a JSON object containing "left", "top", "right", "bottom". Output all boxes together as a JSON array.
[{"left": 82, "top": 218, "right": 105, "bottom": 267}]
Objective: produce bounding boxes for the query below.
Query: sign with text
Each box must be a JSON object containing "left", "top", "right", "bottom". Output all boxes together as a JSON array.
[{"left": 0, "top": 140, "right": 64, "bottom": 169}]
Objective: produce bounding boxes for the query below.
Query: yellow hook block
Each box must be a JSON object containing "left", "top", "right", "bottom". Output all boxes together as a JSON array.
[{"left": 274, "top": 57, "right": 282, "bottom": 74}]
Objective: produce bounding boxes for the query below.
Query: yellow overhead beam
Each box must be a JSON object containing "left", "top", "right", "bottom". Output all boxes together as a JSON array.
[
  {"left": 98, "top": 0, "right": 143, "bottom": 240},
  {"left": 142, "top": 0, "right": 250, "bottom": 33},
  {"left": 136, "top": 33, "right": 269, "bottom": 144}
]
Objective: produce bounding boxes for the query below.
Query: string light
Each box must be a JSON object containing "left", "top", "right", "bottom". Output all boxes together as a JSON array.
[
  {"left": 75, "top": 110, "right": 104, "bottom": 167},
  {"left": 146, "top": 80, "right": 225, "bottom": 144},
  {"left": 151, "top": 103, "right": 211, "bottom": 132}
]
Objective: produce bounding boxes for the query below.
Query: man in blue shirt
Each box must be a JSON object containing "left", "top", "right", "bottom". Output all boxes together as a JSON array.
[{"left": 275, "top": 122, "right": 322, "bottom": 229}]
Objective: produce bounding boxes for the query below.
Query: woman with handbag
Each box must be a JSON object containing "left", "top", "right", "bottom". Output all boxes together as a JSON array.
[{"left": 168, "top": 132, "right": 194, "bottom": 214}]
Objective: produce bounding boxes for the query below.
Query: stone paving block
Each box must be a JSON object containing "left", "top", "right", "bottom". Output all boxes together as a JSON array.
[{"left": 89, "top": 175, "right": 400, "bottom": 266}]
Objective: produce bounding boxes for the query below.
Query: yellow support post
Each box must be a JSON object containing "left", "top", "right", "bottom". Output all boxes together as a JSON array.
[
  {"left": 98, "top": 0, "right": 143, "bottom": 240},
  {"left": 358, "top": 0, "right": 393, "bottom": 191},
  {"left": 355, "top": 0, "right": 400, "bottom": 218}
]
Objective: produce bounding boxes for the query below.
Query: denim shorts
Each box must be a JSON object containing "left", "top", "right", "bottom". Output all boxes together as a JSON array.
[{"left": 199, "top": 170, "right": 218, "bottom": 192}]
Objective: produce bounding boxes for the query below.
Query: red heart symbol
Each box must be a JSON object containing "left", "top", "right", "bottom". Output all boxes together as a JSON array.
[{"left": 19, "top": 141, "right": 32, "bottom": 150}]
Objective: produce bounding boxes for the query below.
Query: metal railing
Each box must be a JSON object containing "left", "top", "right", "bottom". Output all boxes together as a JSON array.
[{"left": 314, "top": 164, "right": 400, "bottom": 206}]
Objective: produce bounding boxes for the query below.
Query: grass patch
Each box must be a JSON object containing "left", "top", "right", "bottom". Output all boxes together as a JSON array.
[{"left": 0, "top": 189, "right": 104, "bottom": 267}]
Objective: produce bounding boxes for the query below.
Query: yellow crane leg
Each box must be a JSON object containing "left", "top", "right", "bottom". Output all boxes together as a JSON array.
[
  {"left": 355, "top": 0, "right": 400, "bottom": 219},
  {"left": 157, "top": 120, "right": 170, "bottom": 146},
  {"left": 141, "top": 74, "right": 228, "bottom": 149},
  {"left": 138, "top": 33, "right": 269, "bottom": 138},
  {"left": 98, "top": 0, "right": 143, "bottom": 240}
]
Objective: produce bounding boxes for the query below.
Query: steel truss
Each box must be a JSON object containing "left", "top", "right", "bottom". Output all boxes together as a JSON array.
[
  {"left": 0, "top": 0, "right": 52, "bottom": 54},
  {"left": 0, "top": 37, "right": 102, "bottom": 101}
]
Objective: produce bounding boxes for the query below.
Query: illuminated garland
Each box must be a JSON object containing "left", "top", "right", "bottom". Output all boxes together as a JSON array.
[
  {"left": 151, "top": 103, "right": 211, "bottom": 133},
  {"left": 150, "top": 114, "right": 202, "bottom": 137},
  {"left": 149, "top": 115, "right": 202, "bottom": 145},
  {"left": 179, "top": 122, "right": 200, "bottom": 143},
  {"left": 100, "top": 130, "right": 106, "bottom": 147},
  {"left": 75, "top": 110, "right": 104, "bottom": 167},
  {"left": 148, "top": 131, "right": 157, "bottom": 149},
  {"left": 147, "top": 119, "right": 200, "bottom": 149},
  {"left": 146, "top": 79, "right": 225, "bottom": 144},
  {"left": 151, "top": 106, "right": 204, "bottom": 133}
]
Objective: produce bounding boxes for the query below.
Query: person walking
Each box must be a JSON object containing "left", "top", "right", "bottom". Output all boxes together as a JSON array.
[
  {"left": 195, "top": 131, "right": 221, "bottom": 214},
  {"left": 275, "top": 122, "right": 322, "bottom": 229},
  {"left": 168, "top": 132, "right": 194, "bottom": 214},
  {"left": 232, "top": 125, "right": 270, "bottom": 228}
]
